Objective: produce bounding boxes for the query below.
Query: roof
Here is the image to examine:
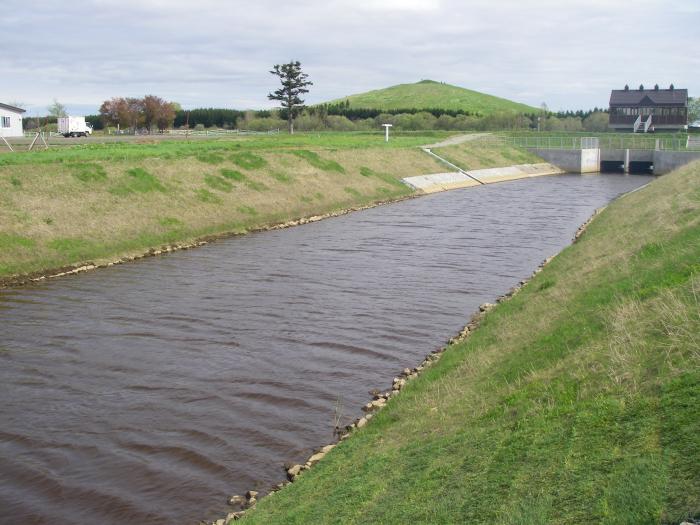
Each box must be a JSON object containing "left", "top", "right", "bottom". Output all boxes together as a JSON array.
[
  {"left": 609, "top": 88, "right": 688, "bottom": 107},
  {"left": 0, "top": 102, "right": 27, "bottom": 113}
]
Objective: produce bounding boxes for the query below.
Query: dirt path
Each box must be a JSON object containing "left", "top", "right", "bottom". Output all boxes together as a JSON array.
[{"left": 422, "top": 132, "right": 491, "bottom": 149}]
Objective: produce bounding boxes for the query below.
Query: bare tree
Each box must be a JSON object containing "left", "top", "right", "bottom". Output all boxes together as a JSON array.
[
  {"left": 47, "top": 98, "right": 67, "bottom": 118},
  {"left": 268, "top": 61, "right": 313, "bottom": 134}
]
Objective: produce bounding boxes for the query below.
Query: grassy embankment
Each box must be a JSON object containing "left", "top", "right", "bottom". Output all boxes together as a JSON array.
[
  {"left": 431, "top": 138, "right": 544, "bottom": 171},
  {"left": 242, "top": 161, "right": 700, "bottom": 524},
  {"left": 1, "top": 132, "right": 544, "bottom": 282},
  {"left": 325, "top": 80, "right": 537, "bottom": 114},
  {"left": 0, "top": 133, "right": 447, "bottom": 281}
]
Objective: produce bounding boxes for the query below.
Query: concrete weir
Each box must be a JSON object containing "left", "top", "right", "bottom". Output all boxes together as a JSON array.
[
  {"left": 402, "top": 163, "right": 564, "bottom": 193},
  {"left": 531, "top": 147, "right": 700, "bottom": 175}
]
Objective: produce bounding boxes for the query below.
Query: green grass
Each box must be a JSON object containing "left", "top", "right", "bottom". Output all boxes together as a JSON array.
[
  {"left": 196, "top": 152, "right": 226, "bottom": 164},
  {"left": 69, "top": 163, "right": 108, "bottom": 183},
  {"left": 220, "top": 168, "right": 246, "bottom": 181},
  {"left": 291, "top": 150, "right": 346, "bottom": 173},
  {"left": 434, "top": 141, "right": 543, "bottom": 171},
  {"left": 231, "top": 151, "right": 267, "bottom": 169},
  {"left": 0, "top": 234, "right": 35, "bottom": 249},
  {"left": 244, "top": 180, "right": 269, "bottom": 192},
  {"left": 237, "top": 205, "right": 258, "bottom": 216},
  {"left": 324, "top": 80, "right": 537, "bottom": 115},
  {"left": 204, "top": 174, "right": 233, "bottom": 192},
  {"left": 110, "top": 168, "right": 166, "bottom": 195},
  {"left": 269, "top": 172, "right": 293, "bottom": 183},
  {"left": 195, "top": 188, "right": 223, "bottom": 204},
  {"left": 0, "top": 132, "right": 453, "bottom": 168},
  {"left": 0, "top": 132, "right": 518, "bottom": 282},
  {"left": 242, "top": 161, "right": 700, "bottom": 525}
]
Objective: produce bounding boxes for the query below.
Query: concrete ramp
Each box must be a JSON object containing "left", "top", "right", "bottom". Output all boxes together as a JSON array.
[
  {"left": 402, "top": 163, "right": 564, "bottom": 194},
  {"left": 467, "top": 162, "right": 565, "bottom": 183},
  {"left": 402, "top": 172, "right": 480, "bottom": 193}
]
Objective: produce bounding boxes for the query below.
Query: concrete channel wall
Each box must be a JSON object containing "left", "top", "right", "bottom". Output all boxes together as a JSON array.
[
  {"left": 653, "top": 151, "right": 700, "bottom": 174},
  {"left": 529, "top": 148, "right": 600, "bottom": 173},
  {"left": 529, "top": 147, "right": 700, "bottom": 175}
]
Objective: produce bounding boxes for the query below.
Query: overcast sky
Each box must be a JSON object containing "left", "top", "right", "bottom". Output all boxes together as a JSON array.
[{"left": 3, "top": 0, "right": 698, "bottom": 116}]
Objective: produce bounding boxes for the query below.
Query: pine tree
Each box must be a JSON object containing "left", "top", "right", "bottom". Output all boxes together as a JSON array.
[{"left": 268, "top": 61, "right": 313, "bottom": 134}]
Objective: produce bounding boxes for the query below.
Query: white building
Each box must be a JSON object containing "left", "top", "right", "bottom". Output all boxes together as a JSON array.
[{"left": 0, "top": 102, "right": 26, "bottom": 138}]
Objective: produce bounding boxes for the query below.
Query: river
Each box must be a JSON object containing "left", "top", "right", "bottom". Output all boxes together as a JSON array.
[{"left": 0, "top": 174, "right": 653, "bottom": 524}]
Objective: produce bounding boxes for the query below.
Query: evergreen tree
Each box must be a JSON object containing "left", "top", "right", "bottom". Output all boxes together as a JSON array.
[{"left": 268, "top": 61, "right": 313, "bottom": 134}]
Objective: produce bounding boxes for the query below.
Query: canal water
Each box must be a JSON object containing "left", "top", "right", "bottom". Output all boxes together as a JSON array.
[{"left": 0, "top": 174, "right": 652, "bottom": 524}]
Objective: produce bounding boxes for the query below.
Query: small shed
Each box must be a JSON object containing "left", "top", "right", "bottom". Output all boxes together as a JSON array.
[
  {"left": 608, "top": 84, "right": 688, "bottom": 133},
  {"left": 0, "top": 102, "right": 26, "bottom": 138}
]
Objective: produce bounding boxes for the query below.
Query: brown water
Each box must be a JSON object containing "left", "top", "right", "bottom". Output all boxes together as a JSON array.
[{"left": 0, "top": 174, "right": 653, "bottom": 524}]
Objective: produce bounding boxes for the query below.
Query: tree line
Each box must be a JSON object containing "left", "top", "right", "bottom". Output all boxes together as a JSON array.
[
  {"left": 23, "top": 106, "right": 613, "bottom": 133},
  {"left": 99, "top": 95, "right": 178, "bottom": 131}
]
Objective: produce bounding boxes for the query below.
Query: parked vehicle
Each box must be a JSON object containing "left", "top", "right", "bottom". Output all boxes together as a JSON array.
[{"left": 58, "top": 116, "right": 93, "bottom": 138}]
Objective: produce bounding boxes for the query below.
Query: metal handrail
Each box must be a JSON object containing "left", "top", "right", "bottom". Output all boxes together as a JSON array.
[{"left": 473, "top": 134, "right": 698, "bottom": 152}]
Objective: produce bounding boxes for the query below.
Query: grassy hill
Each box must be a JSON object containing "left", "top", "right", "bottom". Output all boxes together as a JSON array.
[
  {"left": 242, "top": 161, "right": 700, "bottom": 524},
  {"left": 325, "top": 80, "right": 537, "bottom": 115}
]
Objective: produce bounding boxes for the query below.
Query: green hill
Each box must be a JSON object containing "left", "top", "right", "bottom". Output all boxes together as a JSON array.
[{"left": 324, "top": 80, "right": 537, "bottom": 115}]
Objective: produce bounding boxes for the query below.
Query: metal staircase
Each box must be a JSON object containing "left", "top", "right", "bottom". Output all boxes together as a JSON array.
[{"left": 633, "top": 115, "right": 653, "bottom": 133}]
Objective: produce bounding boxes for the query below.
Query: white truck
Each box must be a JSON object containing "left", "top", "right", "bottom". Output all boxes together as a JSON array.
[{"left": 58, "top": 116, "right": 93, "bottom": 138}]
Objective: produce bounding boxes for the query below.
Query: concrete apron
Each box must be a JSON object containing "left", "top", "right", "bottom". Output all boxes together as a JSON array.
[{"left": 402, "top": 163, "right": 565, "bottom": 194}]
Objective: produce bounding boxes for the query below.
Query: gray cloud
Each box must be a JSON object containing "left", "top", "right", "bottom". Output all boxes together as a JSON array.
[{"left": 2, "top": 0, "right": 697, "bottom": 114}]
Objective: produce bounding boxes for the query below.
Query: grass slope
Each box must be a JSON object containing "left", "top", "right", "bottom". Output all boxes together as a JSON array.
[
  {"left": 325, "top": 80, "right": 537, "bottom": 115},
  {"left": 243, "top": 161, "right": 700, "bottom": 524},
  {"left": 433, "top": 139, "right": 543, "bottom": 171},
  {"left": 0, "top": 134, "right": 451, "bottom": 280},
  {"left": 0, "top": 132, "right": 544, "bottom": 282}
]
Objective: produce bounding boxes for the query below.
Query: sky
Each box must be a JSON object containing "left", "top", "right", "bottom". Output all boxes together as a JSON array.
[{"left": 3, "top": 0, "right": 698, "bottom": 116}]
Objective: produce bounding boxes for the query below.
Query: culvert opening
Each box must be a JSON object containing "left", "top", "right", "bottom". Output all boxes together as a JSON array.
[
  {"left": 628, "top": 161, "right": 654, "bottom": 174},
  {"left": 601, "top": 160, "right": 624, "bottom": 173}
]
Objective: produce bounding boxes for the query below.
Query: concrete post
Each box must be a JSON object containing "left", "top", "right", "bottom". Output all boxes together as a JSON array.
[{"left": 624, "top": 149, "right": 630, "bottom": 173}]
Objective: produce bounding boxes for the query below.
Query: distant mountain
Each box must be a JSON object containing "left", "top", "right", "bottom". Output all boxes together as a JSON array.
[{"left": 323, "top": 80, "right": 536, "bottom": 115}]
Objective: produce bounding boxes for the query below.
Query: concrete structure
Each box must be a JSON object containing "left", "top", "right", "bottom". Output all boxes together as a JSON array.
[
  {"left": 530, "top": 147, "right": 700, "bottom": 175},
  {"left": 609, "top": 84, "right": 688, "bottom": 132},
  {"left": 402, "top": 163, "right": 564, "bottom": 194},
  {"left": 530, "top": 149, "right": 600, "bottom": 173},
  {"left": 653, "top": 151, "right": 700, "bottom": 174},
  {"left": 0, "top": 103, "right": 25, "bottom": 138}
]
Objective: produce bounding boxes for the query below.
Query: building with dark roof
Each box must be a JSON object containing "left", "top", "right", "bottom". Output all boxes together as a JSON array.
[{"left": 608, "top": 84, "right": 688, "bottom": 133}]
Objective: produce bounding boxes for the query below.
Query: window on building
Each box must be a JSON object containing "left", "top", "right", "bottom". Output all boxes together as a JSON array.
[{"left": 1, "top": 116, "right": 10, "bottom": 128}]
